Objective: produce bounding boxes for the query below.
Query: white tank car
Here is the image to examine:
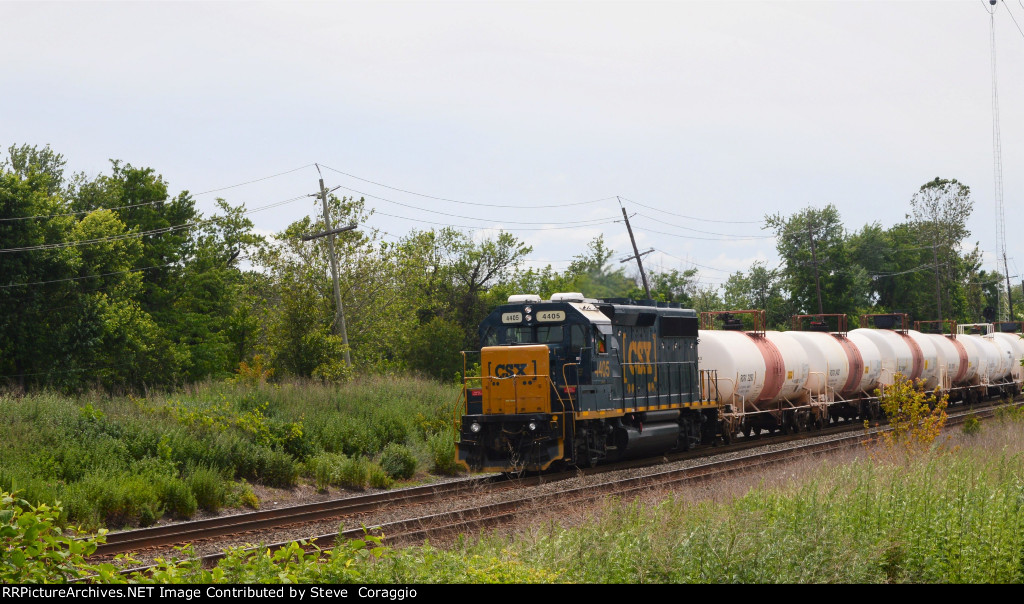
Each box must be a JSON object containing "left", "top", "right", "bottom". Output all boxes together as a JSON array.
[
  {"left": 949, "top": 334, "right": 980, "bottom": 384},
  {"left": 981, "top": 334, "right": 1015, "bottom": 382},
  {"left": 848, "top": 328, "right": 921, "bottom": 386},
  {"left": 905, "top": 330, "right": 940, "bottom": 390},
  {"left": 697, "top": 329, "right": 767, "bottom": 409},
  {"left": 990, "top": 332, "right": 1024, "bottom": 382},
  {"left": 787, "top": 331, "right": 849, "bottom": 396},
  {"left": 921, "top": 333, "right": 967, "bottom": 389},
  {"left": 956, "top": 334, "right": 990, "bottom": 385},
  {"left": 698, "top": 329, "right": 809, "bottom": 411},
  {"left": 763, "top": 331, "right": 810, "bottom": 402},
  {"left": 844, "top": 330, "right": 882, "bottom": 394}
]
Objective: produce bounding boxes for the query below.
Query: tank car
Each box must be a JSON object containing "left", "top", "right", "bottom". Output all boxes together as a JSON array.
[{"left": 455, "top": 294, "right": 722, "bottom": 473}]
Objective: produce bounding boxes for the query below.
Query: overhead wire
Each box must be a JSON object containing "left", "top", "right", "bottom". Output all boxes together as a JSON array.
[
  {"left": 334, "top": 184, "right": 617, "bottom": 226},
  {"left": 0, "top": 260, "right": 183, "bottom": 289},
  {"left": 367, "top": 211, "right": 619, "bottom": 232},
  {"left": 1003, "top": 0, "right": 1024, "bottom": 41},
  {"left": 319, "top": 164, "right": 616, "bottom": 209},
  {"left": 632, "top": 211, "right": 774, "bottom": 239},
  {"left": 0, "top": 194, "right": 308, "bottom": 254},
  {"left": 617, "top": 196, "right": 765, "bottom": 224},
  {"left": 0, "top": 164, "right": 315, "bottom": 222}
]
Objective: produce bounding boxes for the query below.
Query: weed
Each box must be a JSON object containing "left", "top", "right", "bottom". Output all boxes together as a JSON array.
[
  {"left": 186, "top": 465, "right": 227, "bottom": 513},
  {"left": 427, "top": 431, "right": 462, "bottom": 475},
  {"left": 961, "top": 414, "right": 981, "bottom": 436},
  {"left": 368, "top": 463, "right": 394, "bottom": 489},
  {"left": 336, "top": 456, "right": 370, "bottom": 490},
  {"left": 380, "top": 443, "right": 417, "bottom": 480}
]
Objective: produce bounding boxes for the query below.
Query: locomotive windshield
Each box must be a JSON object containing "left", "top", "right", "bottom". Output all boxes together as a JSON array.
[{"left": 482, "top": 323, "right": 588, "bottom": 354}]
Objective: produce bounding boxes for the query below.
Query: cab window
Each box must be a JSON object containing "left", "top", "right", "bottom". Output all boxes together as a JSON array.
[
  {"left": 536, "top": 325, "right": 563, "bottom": 344},
  {"left": 593, "top": 327, "right": 608, "bottom": 354},
  {"left": 569, "top": 324, "right": 586, "bottom": 355}
]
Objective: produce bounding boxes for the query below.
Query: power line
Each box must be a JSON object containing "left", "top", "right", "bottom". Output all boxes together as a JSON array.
[
  {"left": 367, "top": 213, "right": 619, "bottom": 232},
  {"left": 0, "top": 164, "right": 315, "bottom": 222},
  {"left": 632, "top": 211, "right": 774, "bottom": 239},
  {"left": 0, "top": 194, "right": 307, "bottom": 254},
  {"left": 0, "top": 261, "right": 181, "bottom": 289},
  {"left": 335, "top": 184, "right": 617, "bottom": 226},
  {"left": 318, "top": 163, "right": 615, "bottom": 209},
  {"left": 1002, "top": 0, "right": 1024, "bottom": 41},
  {"left": 631, "top": 224, "right": 776, "bottom": 242},
  {"left": 617, "top": 196, "right": 765, "bottom": 224},
  {"left": 870, "top": 263, "right": 944, "bottom": 279}
]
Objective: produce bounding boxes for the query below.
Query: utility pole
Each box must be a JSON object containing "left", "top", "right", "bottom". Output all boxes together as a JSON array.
[
  {"left": 931, "top": 242, "right": 943, "bottom": 323},
  {"left": 807, "top": 220, "right": 824, "bottom": 315},
  {"left": 618, "top": 198, "right": 651, "bottom": 299},
  {"left": 313, "top": 166, "right": 352, "bottom": 368},
  {"left": 1004, "top": 253, "right": 1013, "bottom": 320}
]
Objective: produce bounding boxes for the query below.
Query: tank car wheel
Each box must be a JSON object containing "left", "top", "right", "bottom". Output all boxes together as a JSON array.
[{"left": 743, "top": 423, "right": 753, "bottom": 438}]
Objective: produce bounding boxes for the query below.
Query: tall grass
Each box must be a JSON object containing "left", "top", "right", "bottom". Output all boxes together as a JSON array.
[
  {"left": 0, "top": 375, "right": 460, "bottom": 529},
  {"left": 350, "top": 418, "right": 1024, "bottom": 583}
]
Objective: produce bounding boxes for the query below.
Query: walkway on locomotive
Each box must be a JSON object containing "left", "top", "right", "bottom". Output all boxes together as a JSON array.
[{"left": 473, "top": 299, "right": 719, "bottom": 419}]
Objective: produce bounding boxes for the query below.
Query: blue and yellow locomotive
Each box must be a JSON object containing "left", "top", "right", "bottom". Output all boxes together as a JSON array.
[{"left": 455, "top": 293, "right": 724, "bottom": 473}]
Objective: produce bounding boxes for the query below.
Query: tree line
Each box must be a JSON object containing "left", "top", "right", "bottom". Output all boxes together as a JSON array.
[{"left": 0, "top": 145, "right": 1013, "bottom": 390}]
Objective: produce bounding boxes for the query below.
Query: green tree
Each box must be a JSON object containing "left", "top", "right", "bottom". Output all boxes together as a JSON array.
[
  {"left": 722, "top": 261, "right": 791, "bottom": 328},
  {"left": 907, "top": 177, "right": 974, "bottom": 323},
  {"left": 766, "top": 205, "right": 862, "bottom": 315}
]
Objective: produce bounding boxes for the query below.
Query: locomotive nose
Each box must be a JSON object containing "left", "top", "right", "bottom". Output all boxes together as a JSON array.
[{"left": 480, "top": 345, "right": 551, "bottom": 414}]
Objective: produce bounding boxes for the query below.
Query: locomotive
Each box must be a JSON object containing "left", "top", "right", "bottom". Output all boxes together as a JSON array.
[{"left": 454, "top": 293, "right": 1024, "bottom": 474}]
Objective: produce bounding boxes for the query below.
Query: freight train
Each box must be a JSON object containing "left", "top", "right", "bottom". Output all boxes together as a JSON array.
[{"left": 454, "top": 293, "right": 1024, "bottom": 473}]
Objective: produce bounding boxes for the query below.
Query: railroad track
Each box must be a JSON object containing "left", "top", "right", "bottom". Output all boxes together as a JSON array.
[{"left": 87, "top": 398, "right": 1020, "bottom": 572}]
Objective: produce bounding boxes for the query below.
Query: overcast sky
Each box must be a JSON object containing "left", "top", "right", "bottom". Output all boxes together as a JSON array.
[{"left": 2, "top": 0, "right": 1022, "bottom": 298}]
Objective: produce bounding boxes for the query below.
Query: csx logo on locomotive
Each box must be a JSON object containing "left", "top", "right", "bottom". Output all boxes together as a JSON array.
[
  {"left": 627, "top": 340, "right": 654, "bottom": 375},
  {"left": 493, "top": 363, "right": 529, "bottom": 378}
]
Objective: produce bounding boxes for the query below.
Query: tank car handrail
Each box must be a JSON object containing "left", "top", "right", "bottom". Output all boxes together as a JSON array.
[
  {"left": 915, "top": 319, "right": 957, "bottom": 336},
  {"left": 791, "top": 314, "right": 849, "bottom": 335},
  {"left": 699, "top": 309, "right": 766, "bottom": 336},
  {"left": 860, "top": 313, "right": 909, "bottom": 333}
]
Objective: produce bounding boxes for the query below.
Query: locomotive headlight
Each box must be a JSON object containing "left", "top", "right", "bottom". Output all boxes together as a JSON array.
[
  {"left": 470, "top": 422, "right": 481, "bottom": 433},
  {"left": 528, "top": 421, "right": 537, "bottom": 431}
]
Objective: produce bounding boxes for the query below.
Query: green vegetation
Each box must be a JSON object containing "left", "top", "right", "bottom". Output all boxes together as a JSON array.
[
  {"left": 6, "top": 416, "right": 1024, "bottom": 583},
  {"left": 0, "top": 377, "right": 460, "bottom": 530}
]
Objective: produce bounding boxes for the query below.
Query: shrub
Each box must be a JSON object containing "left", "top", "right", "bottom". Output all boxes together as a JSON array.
[
  {"left": 368, "top": 463, "right": 394, "bottom": 489},
  {"left": 226, "top": 480, "right": 260, "bottom": 510},
  {"left": 187, "top": 465, "right": 228, "bottom": 513},
  {"left": 380, "top": 443, "right": 417, "bottom": 480},
  {"left": 306, "top": 452, "right": 345, "bottom": 493},
  {"left": 0, "top": 492, "right": 104, "bottom": 583},
  {"left": 156, "top": 475, "right": 197, "bottom": 520},
  {"left": 336, "top": 456, "right": 370, "bottom": 490},
  {"left": 876, "top": 374, "right": 948, "bottom": 451},
  {"left": 426, "top": 431, "right": 462, "bottom": 475},
  {"left": 258, "top": 449, "right": 299, "bottom": 488},
  {"left": 961, "top": 414, "right": 981, "bottom": 436}
]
